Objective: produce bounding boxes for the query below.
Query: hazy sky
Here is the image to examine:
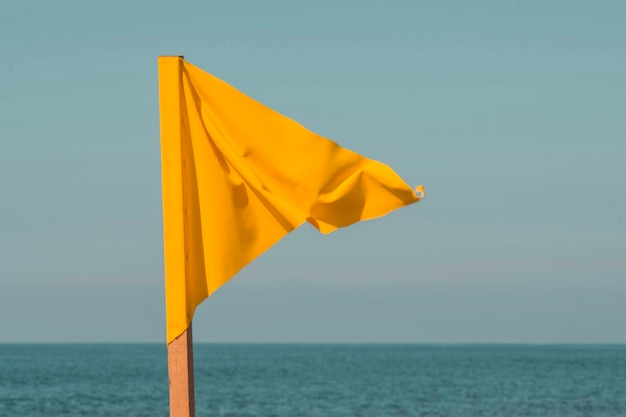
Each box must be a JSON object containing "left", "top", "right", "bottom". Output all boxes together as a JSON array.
[{"left": 1, "top": 0, "right": 624, "bottom": 343}]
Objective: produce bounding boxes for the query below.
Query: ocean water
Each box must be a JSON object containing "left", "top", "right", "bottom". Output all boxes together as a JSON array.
[{"left": 1, "top": 344, "right": 625, "bottom": 417}]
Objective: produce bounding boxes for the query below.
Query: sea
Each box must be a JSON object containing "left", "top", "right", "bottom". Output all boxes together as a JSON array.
[{"left": 1, "top": 344, "right": 625, "bottom": 417}]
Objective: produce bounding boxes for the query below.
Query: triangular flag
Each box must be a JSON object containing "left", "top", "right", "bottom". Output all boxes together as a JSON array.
[{"left": 158, "top": 57, "right": 423, "bottom": 343}]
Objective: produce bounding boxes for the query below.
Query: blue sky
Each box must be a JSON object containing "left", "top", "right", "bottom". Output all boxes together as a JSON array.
[{"left": 1, "top": 0, "right": 624, "bottom": 343}]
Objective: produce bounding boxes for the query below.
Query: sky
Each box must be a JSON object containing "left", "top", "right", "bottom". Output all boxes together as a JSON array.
[{"left": 0, "top": 0, "right": 624, "bottom": 343}]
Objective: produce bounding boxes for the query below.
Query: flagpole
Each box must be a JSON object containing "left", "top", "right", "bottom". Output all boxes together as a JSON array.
[
  {"left": 168, "top": 323, "right": 195, "bottom": 417},
  {"left": 159, "top": 54, "right": 196, "bottom": 417}
]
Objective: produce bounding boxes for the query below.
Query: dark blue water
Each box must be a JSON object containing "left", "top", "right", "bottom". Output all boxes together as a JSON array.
[{"left": 1, "top": 344, "right": 625, "bottom": 416}]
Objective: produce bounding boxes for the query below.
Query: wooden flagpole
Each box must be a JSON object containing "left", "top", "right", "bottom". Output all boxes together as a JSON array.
[
  {"left": 160, "top": 54, "right": 196, "bottom": 417},
  {"left": 168, "top": 322, "right": 195, "bottom": 417}
]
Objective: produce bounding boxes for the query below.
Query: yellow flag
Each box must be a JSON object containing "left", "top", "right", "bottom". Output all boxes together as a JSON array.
[{"left": 158, "top": 56, "right": 423, "bottom": 343}]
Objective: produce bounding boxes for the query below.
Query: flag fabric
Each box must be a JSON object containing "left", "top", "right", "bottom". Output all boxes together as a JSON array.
[{"left": 158, "top": 56, "right": 423, "bottom": 344}]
